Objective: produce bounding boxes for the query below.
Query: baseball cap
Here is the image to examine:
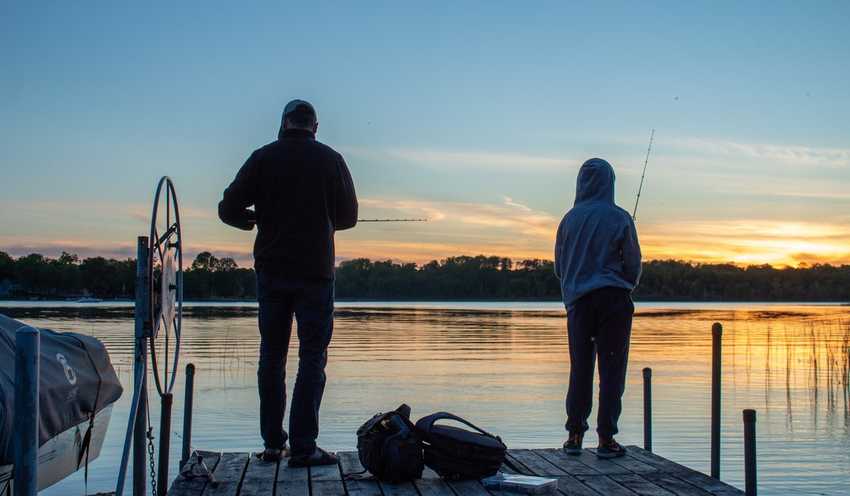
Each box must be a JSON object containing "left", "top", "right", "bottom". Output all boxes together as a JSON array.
[{"left": 283, "top": 99, "right": 317, "bottom": 120}]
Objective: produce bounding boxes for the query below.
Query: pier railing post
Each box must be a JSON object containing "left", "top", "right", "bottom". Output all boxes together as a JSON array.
[
  {"left": 14, "top": 326, "right": 40, "bottom": 496},
  {"left": 643, "top": 367, "right": 652, "bottom": 452},
  {"left": 157, "top": 393, "right": 173, "bottom": 496},
  {"left": 180, "top": 363, "right": 196, "bottom": 469},
  {"left": 711, "top": 322, "right": 722, "bottom": 479},
  {"left": 133, "top": 236, "right": 150, "bottom": 496},
  {"left": 743, "top": 409, "right": 757, "bottom": 496}
]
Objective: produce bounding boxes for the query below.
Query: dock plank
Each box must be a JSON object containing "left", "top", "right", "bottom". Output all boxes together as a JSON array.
[
  {"left": 310, "top": 463, "right": 343, "bottom": 482},
  {"left": 446, "top": 479, "right": 492, "bottom": 496},
  {"left": 338, "top": 451, "right": 382, "bottom": 496},
  {"left": 625, "top": 447, "right": 692, "bottom": 474},
  {"left": 574, "top": 449, "right": 632, "bottom": 475},
  {"left": 379, "top": 480, "right": 419, "bottom": 496},
  {"left": 626, "top": 447, "right": 742, "bottom": 495},
  {"left": 610, "top": 474, "right": 676, "bottom": 496},
  {"left": 309, "top": 455, "right": 346, "bottom": 496},
  {"left": 508, "top": 450, "right": 569, "bottom": 476},
  {"left": 641, "top": 472, "right": 713, "bottom": 496},
  {"left": 575, "top": 475, "right": 639, "bottom": 496},
  {"left": 509, "top": 450, "right": 601, "bottom": 496},
  {"left": 170, "top": 451, "right": 223, "bottom": 496},
  {"left": 673, "top": 471, "right": 743, "bottom": 496},
  {"left": 203, "top": 452, "right": 250, "bottom": 496},
  {"left": 415, "top": 466, "right": 455, "bottom": 496},
  {"left": 534, "top": 448, "right": 604, "bottom": 476},
  {"left": 238, "top": 454, "right": 277, "bottom": 496},
  {"left": 311, "top": 473, "right": 346, "bottom": 495},
  {"left": 276, "top": 458, "right": 310, "bottom": 496},
  {"left": 586, "top": 449, "right": 658, "bottom": 474}
]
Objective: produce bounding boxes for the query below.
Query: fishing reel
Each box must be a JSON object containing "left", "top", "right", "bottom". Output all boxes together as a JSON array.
[{"left": 148, "top": 176, "right": 183, "bottom": 396}]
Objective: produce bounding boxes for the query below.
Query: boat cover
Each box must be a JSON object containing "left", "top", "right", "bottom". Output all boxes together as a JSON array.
[{"left": 0, "top": 314, "right": 123, "bottom": 464}]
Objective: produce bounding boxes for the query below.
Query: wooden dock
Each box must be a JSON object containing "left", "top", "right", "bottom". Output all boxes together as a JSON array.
[{"left": 170, "top": 447, "right": 744, "bottom": 496}]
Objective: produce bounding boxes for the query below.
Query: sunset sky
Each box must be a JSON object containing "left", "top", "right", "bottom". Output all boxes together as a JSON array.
[{"left": 2, "top": 2, "right": 849, "bottom": 268}]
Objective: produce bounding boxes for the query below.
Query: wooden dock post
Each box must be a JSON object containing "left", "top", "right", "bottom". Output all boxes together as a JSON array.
[
  {"left": 13, "top": 326, "right": 40, "bottom": 496},
  {"left": 642, "top": 367, "right": 652, "bottom": 452},
  {"left": 180, "top": 363, "right": 196, "bottom": 469},
  {"left": 711, "top": 322, "right": 722, "bottom": 479},
  {"left": 743, "top": 409, "right": 757, "bottom": 496},
  {"left": 158, "top": 392, "right": 174, "bottom": 496}
]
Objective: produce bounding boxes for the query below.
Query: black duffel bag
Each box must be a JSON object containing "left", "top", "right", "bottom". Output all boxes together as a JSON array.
[
  {"left": 415, "top": 412, "right": 506, "bottom": 480},
  {"left": 355, "top": 404, "right": 424, "bottom": 482}
]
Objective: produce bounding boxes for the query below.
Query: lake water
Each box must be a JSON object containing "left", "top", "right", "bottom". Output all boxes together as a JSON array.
[{"left": 1, "top": 301, "right": 848, "bottom": 495}]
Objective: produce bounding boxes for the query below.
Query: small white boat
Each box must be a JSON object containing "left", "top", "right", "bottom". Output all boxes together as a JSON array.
[{"left": 0, "top": 405, "right": 112, "bottom": 492}]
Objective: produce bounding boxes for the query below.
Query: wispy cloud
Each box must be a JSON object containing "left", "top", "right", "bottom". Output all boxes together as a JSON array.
[
  {"left": 127, "top": 203, "right": 216, "bottom": 223},
  {"left": 1, "top": 200, "right": 214, "bottom": 225},
  {"left": 334, "top": 195, "right": 563, "bottom": 262},
  {"left": 357, "top": 196, "right": 558, "bottom": 239},
  {"left": 664, "top": 137, "right": 850, "bottom": 169},
  {"left": 344, "top": 146, "right": 576, "bottom": 170}
]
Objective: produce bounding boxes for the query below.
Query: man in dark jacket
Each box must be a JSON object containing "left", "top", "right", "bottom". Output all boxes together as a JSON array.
[
  {"left": 219, "top": 99, "right": 358, "bottom": 466},
  {"left": 554, "top": 158, "right": 641, "bottom": 459}
]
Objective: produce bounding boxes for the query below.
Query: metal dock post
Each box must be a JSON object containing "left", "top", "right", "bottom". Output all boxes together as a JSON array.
[
  {"left": 157, "top": 392, "right": 173, "bottom": 496},
  {"left": 744, "top": 409, "right": 757, "bottom": 496},
  {"left": 180, "top": 363, "right": 196, "bottom": 469},
  {"left": 643, "top": 367, "right": 652, "bottom": 452},
  {"left": 133, "top": 236, "right": 150, "bottom": 496}
]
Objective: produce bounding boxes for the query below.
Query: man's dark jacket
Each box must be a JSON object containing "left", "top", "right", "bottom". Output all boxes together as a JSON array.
[{"left": 218, "top": 128, "right": 358, "bottom": 280}]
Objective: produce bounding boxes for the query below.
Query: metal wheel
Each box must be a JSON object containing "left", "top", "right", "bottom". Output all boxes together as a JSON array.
[{"left": 148, "top": 176, "right": 183, "bottom": 396}]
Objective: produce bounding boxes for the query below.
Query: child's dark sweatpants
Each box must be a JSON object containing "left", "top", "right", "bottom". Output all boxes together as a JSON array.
[{"left": 565, "top": 286, "right": 634, "bottom": 438}]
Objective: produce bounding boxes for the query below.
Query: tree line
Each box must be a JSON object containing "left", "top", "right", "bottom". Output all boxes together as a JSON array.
[{"left": 1, "top": 250, "right": 849, "bottom": 301}]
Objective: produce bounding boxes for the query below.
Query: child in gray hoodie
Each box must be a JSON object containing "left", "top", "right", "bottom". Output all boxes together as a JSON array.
[{"left": 554, "top": 157, "right": 642, "bottom": 458}]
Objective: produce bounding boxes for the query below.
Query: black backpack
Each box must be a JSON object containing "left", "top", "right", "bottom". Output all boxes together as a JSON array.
[
  {"left": 356, "top": 404, "right": 424, "bottom": 482},
  {"left": 415, "top": 412, "right": 507, "bottom": 480}
]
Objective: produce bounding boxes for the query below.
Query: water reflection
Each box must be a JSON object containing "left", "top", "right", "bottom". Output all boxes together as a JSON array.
[{"left": 1, "top": 302, "right": 848, "bottom": 495}]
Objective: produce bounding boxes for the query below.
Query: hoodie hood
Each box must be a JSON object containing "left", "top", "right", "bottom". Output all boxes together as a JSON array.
[{"left": 574, "top": 158, "right": 615, "bottom": 205}]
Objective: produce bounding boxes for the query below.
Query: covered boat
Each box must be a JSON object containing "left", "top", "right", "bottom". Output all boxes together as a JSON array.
[{"left": 0, "top": 314, "right": 123, "bottom": 491}]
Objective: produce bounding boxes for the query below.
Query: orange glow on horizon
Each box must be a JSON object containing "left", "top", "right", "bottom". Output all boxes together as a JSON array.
[{"left": 4, "top": 207, "right": 848, "bottom": 268}]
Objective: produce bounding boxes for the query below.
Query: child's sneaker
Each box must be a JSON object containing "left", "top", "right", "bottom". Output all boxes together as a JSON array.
[
  {"left": 562, "top": 432, "right": 583, "bottom": 455},
  {"left": 596, "top": 438, "right": 627, "bottom": 459}
]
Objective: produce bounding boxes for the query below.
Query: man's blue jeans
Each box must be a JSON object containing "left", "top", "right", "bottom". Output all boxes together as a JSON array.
[{"left": 256, "top": 271, "right": 334, "bottom": 455}]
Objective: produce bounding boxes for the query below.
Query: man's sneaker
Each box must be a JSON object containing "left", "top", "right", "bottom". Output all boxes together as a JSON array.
[
  {"left": 596, "top": 438, "right": 627, "bottom": 459},
  {"left": 288, "top": 447, "right": 339, "bottom": 467},
  {"left": 562, "top": 432, "right": 583, "bottom": 455}
]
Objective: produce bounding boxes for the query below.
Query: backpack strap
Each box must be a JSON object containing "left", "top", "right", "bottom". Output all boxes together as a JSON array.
[
  {"left": 343, "top": 469, "right": 372, "bottom": 481},
  {"left": 417, "top": 412, "right": 500, "bottom": 440}
]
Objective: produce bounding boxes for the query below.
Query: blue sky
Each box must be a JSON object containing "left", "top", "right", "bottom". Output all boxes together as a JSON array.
[{"left": 2, "top": 2, "right": 849, "bottom": 266}]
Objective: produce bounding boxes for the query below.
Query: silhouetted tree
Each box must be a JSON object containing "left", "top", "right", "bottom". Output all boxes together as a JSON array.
[{"left": 1, "top": 250, "right": 849, "bottom": 302}]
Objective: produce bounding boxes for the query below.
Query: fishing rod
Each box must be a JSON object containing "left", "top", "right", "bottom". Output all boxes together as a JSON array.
[
  {"left": 632, "top": 128, "right": 655, "bottom": 221},
  {"left": 358, "top": 218, "right": 428, "bottom": 222}
]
